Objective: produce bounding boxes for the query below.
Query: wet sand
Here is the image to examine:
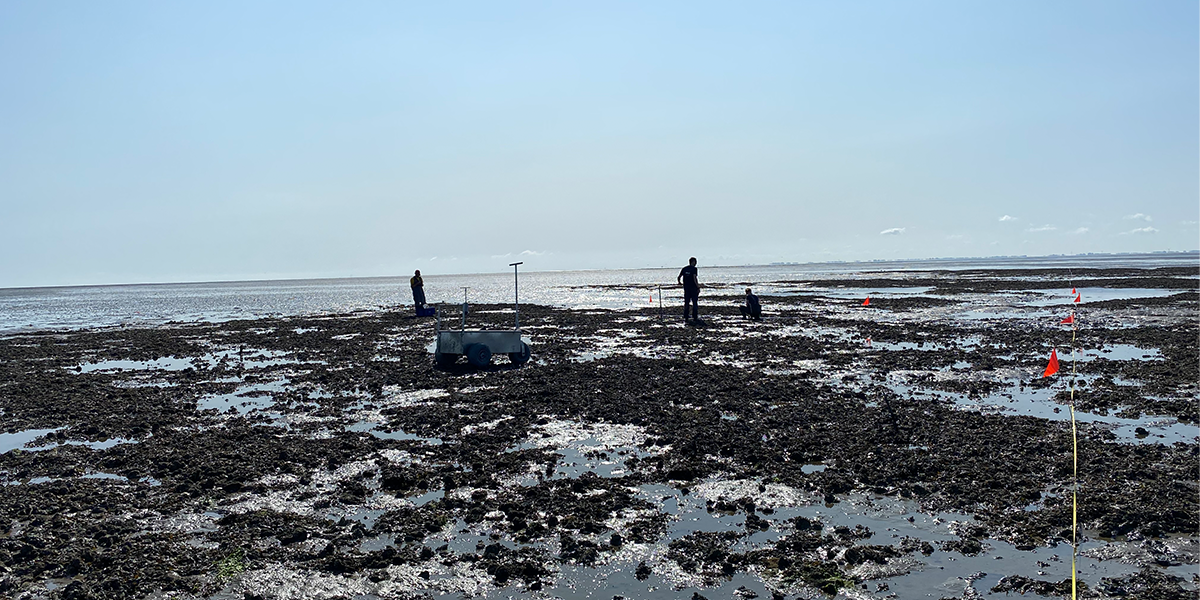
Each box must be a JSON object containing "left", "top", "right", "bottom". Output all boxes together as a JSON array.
[{"left": 0, "top": 266, "right": 1196, "bottom": 599}]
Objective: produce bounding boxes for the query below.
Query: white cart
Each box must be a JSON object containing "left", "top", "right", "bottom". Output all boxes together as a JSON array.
[{"left": 434, "top": 262, "right": 532, "bottom": 368}]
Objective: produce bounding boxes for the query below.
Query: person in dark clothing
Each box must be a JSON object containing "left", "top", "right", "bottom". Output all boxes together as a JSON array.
[
  {"left": 740, "top": 287, "right": 762, "bottom": 321},
  {"left": 410, "top": 270, "right": 426, "bottom": 308},
  {"left": 677, "top": 257, "right": 700, "bottom": 322}
]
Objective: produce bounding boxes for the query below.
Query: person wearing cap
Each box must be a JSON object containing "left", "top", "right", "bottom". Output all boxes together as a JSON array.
[
  {"left": 740, "top": 287, "right": 762, "bottom": 321},
  {"left": 410, "top": 270, "right": 426, "bottom": 308},
  {"left": 677, "top": 257, "right": 701, "bottom": 322}
]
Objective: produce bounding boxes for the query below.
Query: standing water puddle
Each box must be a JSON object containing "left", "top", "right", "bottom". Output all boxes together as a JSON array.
[
  {"left": 0, "top": 428, "right": 61, "bottom": 453},
  {"left": 783, "top": 287, "right": 936, "bottom": 299},
  {"left": 78, "top": 357, "right": 195, "bottom": 373},
  {"left": 1074, "top": 345, "right": 1162, "bottom": 362},
  {"left": 889, "top": 381, "right": 1198, "bottom": 445},
  {"left": 393, "top": 481, "right": 1190, "bottom": 599},
  {"left": 1025, "top": 288, "right": 1177, "bottom": 307},
  {"left": 198, "top": 379, "right": 289, "bottom": 414},
  {"left": 347, "top": 420, "right": 444, "bottom": 445}
]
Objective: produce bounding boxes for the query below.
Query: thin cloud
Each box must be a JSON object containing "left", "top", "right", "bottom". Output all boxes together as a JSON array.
[
  {"left": 1124, "top": 213, "right": 1152, "bottom": 222},
  {"left": 1181, "top": 220, "right": 1198, "bottom": 225},
  {"left": 493, "top": 250, "right": 544, "bottom": 259},
  {"left": 999, "top": 215, "right": 1017, "bottom": 222},
  {"left": 1069, "top": 227, "right": 1089, "bottom": 234},
  {"left": 1026, "top": 224, "right": 1057, "bottom": 232},
  {"left": 880, "top": 227, "right": 905, "bottom": 235},
  {"left": 1122, "top": 226, "right": 1158, "bottom": 235}
]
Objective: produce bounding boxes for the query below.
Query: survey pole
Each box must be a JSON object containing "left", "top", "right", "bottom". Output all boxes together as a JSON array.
[
  {"left": 461, "top": 287, "right": 468, "bottom": 331},
  {"left": 510, "top": 262, "right": 523, "bottom": 330}
]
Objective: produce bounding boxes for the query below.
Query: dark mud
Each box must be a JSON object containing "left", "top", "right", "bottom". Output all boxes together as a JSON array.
[{"left": 0, "top": 268, "right": 1196, "bottom": 599}]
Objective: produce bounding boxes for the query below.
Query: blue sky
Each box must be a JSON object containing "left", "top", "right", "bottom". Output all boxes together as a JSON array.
[{"left": 2, "top": 1, "right": 1196, "bottom": 287}]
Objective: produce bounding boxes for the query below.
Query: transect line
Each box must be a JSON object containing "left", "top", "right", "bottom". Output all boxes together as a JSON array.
[{"left": 1070, "top": 309, "right": 1079, "bottom": 600}]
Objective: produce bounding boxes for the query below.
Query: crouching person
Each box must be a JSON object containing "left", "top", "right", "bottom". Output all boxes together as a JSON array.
[{"left": 740, "top": 287, "right": 762, "bottom": 321}]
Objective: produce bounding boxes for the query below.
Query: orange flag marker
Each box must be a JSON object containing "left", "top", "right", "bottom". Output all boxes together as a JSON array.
[
  {"left": 862, "top": 297, "right": 870, "bottom": 306},
  {"left": 1060, "top": 314, "right": 1074, "bottom": 325},
  {"left": 1071, "top": 287, "right": 1076, "bottom": 294},
  {"left": 1073, "top": 294, "right": 1081, "bottom": 303},
  {"left": 1043, "top": 349, "right": 1060, "bottom": 377}
]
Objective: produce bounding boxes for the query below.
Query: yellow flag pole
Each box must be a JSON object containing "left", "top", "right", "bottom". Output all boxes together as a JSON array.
[{"left": 1069, "top": 309, "right": 1078, "bottom": 600}]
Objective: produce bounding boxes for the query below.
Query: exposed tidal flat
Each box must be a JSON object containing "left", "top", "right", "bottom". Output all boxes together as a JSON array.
[{"left": 0, "top": 258, "right": 1197, "bottom": 599}]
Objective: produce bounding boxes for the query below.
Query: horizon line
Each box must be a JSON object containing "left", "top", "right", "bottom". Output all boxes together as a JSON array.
[{"left": 3, "top": 249, "right": 1196, "bottom": 292}]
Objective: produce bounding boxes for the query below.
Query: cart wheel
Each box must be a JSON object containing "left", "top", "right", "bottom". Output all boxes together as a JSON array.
[
  {"left": 435, "top": 352, "right": 456, "bottom": 368},
  {"left": 466, "top": 344, "right": 492, "bottom": 367},
  {"left": 508, "top": 342, "right": 531, "bottom": 366}
]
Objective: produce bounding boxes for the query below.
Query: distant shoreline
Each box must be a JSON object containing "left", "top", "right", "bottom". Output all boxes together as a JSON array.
[
  {"left": 2, "top": 253, "right": 1197, "bottom": 335},
  {"left": 3, "top": 250, "right": 1197, "bottom": 293}
]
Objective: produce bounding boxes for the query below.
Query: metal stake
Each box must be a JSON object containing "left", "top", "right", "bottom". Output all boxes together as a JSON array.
[
  {"left": 509, "top": 262, "right": 523, "bottom": 330},
  {"left": 461, "top": 287, "right": 468, "bottom": 331}
]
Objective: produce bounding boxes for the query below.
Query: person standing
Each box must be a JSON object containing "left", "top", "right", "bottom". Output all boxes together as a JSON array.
[
  {"left": 410, "top": 270, "right": 426, "bottom": 308},
  {"left": 677, "top": 257, "right": 700, "bottom": 322}
]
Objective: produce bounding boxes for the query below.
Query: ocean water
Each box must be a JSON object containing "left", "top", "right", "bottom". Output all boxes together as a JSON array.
[{"left": 0, "top": 252, "right": 1194, "bottom": 333}]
